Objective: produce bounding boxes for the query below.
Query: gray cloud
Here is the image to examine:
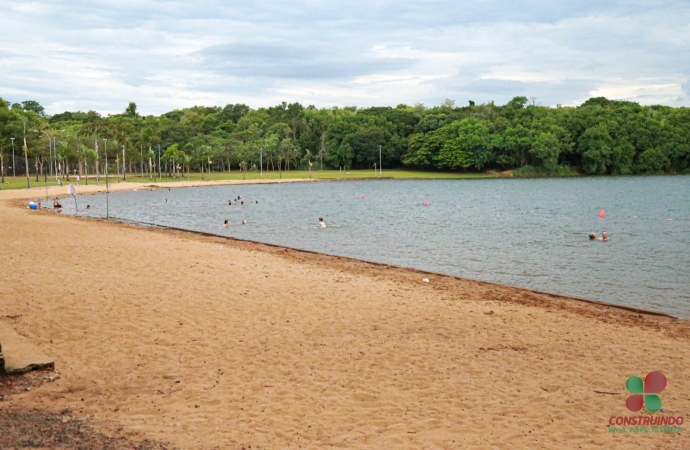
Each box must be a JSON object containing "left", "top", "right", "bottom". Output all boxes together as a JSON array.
[
  {"left": 199, "top": 41, "right": 416, "bottom": 80},
  {"left": 0, "top": 0, "right": 688, "bottom": 114}
]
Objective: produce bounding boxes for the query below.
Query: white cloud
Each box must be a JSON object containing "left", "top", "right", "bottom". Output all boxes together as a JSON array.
[{"left": 0, "top": 0, "right": 688, "bottom": 114}]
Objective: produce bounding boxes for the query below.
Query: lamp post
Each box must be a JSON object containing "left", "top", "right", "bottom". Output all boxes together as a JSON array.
[
  {"left": 24, "top": 135, "right": 30, "bottom": 188},
  {"left": 54, "top": 138, "right": 58, "bottom": 181},
  {"left": 48, "top": 137, "right": 52, "bottom": 177},
  {"left": 10, "top": 137, "right": 15, "bottom": 177}
]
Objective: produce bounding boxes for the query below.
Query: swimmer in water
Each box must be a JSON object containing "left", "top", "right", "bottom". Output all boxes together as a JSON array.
[
  {"left": 53, "top": 197, "right": 62, "bottom": 208},
  {"left": 165, "top": 199, "right": 168, "bottom": 203},
  {"left": 223, "top": 220, "right": 229, "bottom": 227},
  {"left": 241, "top": 201, "right": 244, "bottom": 205},
  {"left": 242, "top": 220, "right": 247, "bottom": 225},
  {"left": 589, "top": 233, "right": 597, "bottom": 240},
  {"left": 602, "top": 231, "right": 609, "bottom": 241},
  {"left": 318, "top": 217, "right": 326, "bottom": 228},
  {"left": 86, "top": 205, "right": 91, "bottom": 210}
]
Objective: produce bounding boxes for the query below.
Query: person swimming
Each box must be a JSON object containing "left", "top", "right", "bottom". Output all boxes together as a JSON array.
[
  {"left": 241, "top": 201, "right": 244, "bottom": 205},
  {"left": 242, "top": 220, "right": 247, "bottom": 225},
  {"left": 53, "top": 197, "right": 62, "bottom": 208},
  {"left": 319, "top": 217, "right": 326, "bottom": 228},
  {"left": 589, "top": 233, "right": 597, "bottom": 240},
  {"left": 223, "top": 220, "right": 229, "bottom": 227},
  {"left": 602, "top": 231, "right": 609, "bottom": 241}
]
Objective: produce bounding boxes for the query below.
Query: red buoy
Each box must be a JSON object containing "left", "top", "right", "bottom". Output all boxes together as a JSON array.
[
  {"left": 598, "top": 208, "right": 606, "bottom": 218},
  {"left": 423, "top": 200, "right": 429, "bottom": 206},
  {"left": 361, "top": 194, "right": 365, "bottom": 199}
]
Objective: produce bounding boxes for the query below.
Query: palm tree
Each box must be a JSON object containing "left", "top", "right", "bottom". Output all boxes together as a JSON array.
[{"left": 83, "top": 148, "right": 98, "bottom": 185}]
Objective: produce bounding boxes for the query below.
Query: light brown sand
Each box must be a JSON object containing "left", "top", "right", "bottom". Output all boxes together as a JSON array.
[{"left": 1, "top": 182, "right": 689, "bottom": 449}]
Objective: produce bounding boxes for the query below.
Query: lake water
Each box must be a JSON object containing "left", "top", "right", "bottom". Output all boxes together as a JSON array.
[{"left": 62, "top": 176, "right": 690, "bottom": 317}]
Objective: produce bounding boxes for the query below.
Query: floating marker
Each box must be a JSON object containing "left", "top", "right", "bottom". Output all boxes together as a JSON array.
[
  {"left": 361, "top": 194, "right": 365, "bottom": 199},
  {"left": 423, "top": 200, "right": 429, "bottom": 206},
  {"left": 598, "top": 208, "right": 606, "bottom": 218}
]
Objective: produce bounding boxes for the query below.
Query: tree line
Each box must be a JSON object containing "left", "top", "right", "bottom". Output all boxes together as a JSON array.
[{"left": 1, "top": 95, "right": 689, "bottom": 186}]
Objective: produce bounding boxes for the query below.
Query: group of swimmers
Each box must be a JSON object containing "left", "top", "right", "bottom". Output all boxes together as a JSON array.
[
  {"left": 589, "top": 231, "right": 609, "bottom": 241},
  {"left": 224, "top": 219, "right": 247, "bottom": 226},
  {"left": 228, "top": 195, "right": 258, "bottom": 206},
  {"left": 222, "top": 195, "right": 327, "bottom": 229}
]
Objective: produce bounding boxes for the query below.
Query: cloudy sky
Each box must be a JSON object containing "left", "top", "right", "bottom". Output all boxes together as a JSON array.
[{"left": 1, "top": 0, "right": 689, "bottom": 115}]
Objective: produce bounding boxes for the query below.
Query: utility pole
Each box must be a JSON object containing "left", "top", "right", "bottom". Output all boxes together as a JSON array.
[
  {"left": 10, "top": 137, "right": 15, "bottom": 177},
  {"left": 158, "top": 144, "right": 161, "bottom": 180}
]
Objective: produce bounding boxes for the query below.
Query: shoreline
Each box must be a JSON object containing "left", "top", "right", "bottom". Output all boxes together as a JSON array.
[
  {"left": 25, "top": 177, "right": 679, "bottom": 320},
  {"left": 1, "top": 179, "right": 689, "bottom": 449},
  {"left": 99, "top": 216, "right": 679, "bottom": 320}
]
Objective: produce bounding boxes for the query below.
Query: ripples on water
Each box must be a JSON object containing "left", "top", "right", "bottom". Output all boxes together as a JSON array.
[{"left": 63, "top": 176, "right": 690, "bottom": 317}]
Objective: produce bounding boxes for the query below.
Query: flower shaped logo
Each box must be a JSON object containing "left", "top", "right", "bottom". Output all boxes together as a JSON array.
[{"left": 626, "top": 371, "right": 666, "bottom": 412}]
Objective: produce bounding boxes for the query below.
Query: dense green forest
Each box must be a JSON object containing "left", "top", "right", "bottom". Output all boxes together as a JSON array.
[{"left": 1, "top": 95, "right": 689, "bottom": 184}]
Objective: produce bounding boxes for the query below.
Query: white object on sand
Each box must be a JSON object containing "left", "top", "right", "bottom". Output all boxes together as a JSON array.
[{"left": 423, "top": 278, "right": 429, "bottom": 283}]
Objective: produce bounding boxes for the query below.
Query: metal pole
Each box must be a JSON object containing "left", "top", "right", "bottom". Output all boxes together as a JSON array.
[
  {"left": 158, "top": 144, "right": 161, "bottom": 180},
  {"left": 260, "top": 148, "right": 263, "bottom": 177},
  {"left": 48, "top": 138, "right": 52, "bottom": 177},
  {"left": 24, "top": 137, "right": 30, "bottom": 189},
  {"left": 54, "top": 138, "right": 58, "bottom": 180},
  {"left": 104, "top": 138, "right": 109, "bottom": 220},
  {"left": 10, "top": 138, "right": 15, "bottom": 177}
]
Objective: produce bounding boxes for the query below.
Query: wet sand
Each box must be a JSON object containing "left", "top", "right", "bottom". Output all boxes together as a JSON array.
[{"left": 1, "top": 181, "right": 689, "bottom": 449}]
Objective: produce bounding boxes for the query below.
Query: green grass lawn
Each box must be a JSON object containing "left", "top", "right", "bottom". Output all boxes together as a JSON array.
[{"left": 0, "top": 170, "right": 495, "bottom": 190}]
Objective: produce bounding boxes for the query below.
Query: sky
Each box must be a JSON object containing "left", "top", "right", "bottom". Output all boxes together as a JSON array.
[{"left": 1, "top": 0, "right": 689, "bottom": 115}]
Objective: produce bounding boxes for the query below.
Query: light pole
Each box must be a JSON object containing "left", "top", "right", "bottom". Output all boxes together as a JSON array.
[
  {"left": 104, "top": 138, "right": 109, "bottom": 219},
  {"left": 24, "top": 135, "right": 30, "bottom": 189},
  {"left": 10, "top": 137, "right": 15, "bottom": 177},
  {"left": 48, "top": 137, "right": 52, "bottom": 177},
  {"left": 54, "top": 138, "right": 58, "bottom": 181}
]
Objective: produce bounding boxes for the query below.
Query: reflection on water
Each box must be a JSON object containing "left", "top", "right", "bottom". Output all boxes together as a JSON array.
[{"left": 63, "top": 176, "right": 690, "bottom": 317}]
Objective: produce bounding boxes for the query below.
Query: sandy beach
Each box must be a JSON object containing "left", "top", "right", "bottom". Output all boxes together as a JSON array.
[{"left": 1, "top": 180, "right": 689, "bottom": 449}]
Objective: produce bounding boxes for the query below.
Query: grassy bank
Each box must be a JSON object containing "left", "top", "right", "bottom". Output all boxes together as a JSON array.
[{"left": 0, "top": 170, "right": 495, "bottom": 190}]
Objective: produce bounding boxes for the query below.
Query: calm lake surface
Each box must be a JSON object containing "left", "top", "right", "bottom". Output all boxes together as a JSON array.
[{"left": 63, "top": 176, "right": 690, "bottom": 317}]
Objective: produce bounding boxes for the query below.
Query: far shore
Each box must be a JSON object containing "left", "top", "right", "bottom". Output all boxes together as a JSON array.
[{"left": 1, "top": 180, "right": 689, "bottom": 449}]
